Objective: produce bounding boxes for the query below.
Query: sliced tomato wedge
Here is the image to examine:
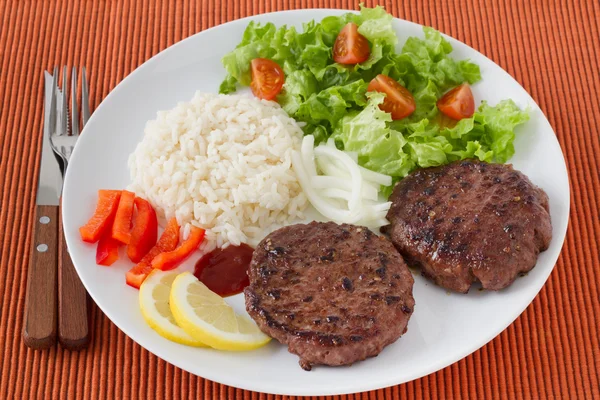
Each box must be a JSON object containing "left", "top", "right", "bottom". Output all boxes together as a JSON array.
[
  {"left": 79, "top": 190, "right": 121, "bottom": 243},
  {"left": 125, "top": 217, "right": 180, "bottom": 289},
  {"left": 250, "top": 58, "right": 284, "bottom": 100},
  {"left": 367, "top": 74, "right": 416, "bottom": 120},
  {"left": 333, "top": 22, "right": 370, "bottom": 65},
  {"left": 437, "top": 83, "right": 475, "bottom": 120},
  {"left": 151, "top": 226, "right": 206, "bottom": 271}
]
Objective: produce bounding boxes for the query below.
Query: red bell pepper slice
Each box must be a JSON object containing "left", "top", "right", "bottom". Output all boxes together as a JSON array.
[
  {"left": 111, "top": 190, "right": 136, "bottom": 244},
  {"left": 125, "top": 218, "right": 180, "bottom": 289},
  {"left": 80, "top": 190, "right": 121, "bottom": 243},
  {"left": 151, "top": 226, "right": 206, "bottom": 271},
  {"left": 96, "top": 233, "right": 121, "bottom": 266},
  {"left": 126, "top": 197, "right": 158, "bottom": 263}
]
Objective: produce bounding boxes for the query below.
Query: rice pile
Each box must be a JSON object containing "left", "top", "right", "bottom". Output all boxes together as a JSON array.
[{"left": 128, "top": 92, "right": 308, "bottom": 249}]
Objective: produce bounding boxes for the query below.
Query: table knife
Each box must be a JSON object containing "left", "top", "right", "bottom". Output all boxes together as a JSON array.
[{"left": 23, "top": 72, "right": 62, "bottom": 349}]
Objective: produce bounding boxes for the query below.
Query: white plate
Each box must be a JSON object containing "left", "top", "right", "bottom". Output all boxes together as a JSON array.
[{"left": 62, "top": 9, "right": 569, "bottom": 396}]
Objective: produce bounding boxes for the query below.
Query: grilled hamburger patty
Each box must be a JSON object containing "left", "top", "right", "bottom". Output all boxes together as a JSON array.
[
  {"left": 245, "top": 222, "right": 415, "bottom": 370},
  {"left": 386, "top": 159, "right": 552, "bottom": 293}
]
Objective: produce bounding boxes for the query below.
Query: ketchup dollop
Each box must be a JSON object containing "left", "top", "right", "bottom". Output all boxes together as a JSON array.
[{"left": 193, "top": 244, "right": 254, "bottom": 297}]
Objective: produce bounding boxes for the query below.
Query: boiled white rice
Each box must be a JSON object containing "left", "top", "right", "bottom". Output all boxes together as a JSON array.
[{"left": 128, "top": 92, "right": 308, "bottom": 250}]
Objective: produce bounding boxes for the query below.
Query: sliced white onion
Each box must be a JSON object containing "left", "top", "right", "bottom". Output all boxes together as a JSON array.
[
  {"left": 361, "top": 207, "right": 389, "bottom": 218},
  {"left": 319, "top": 188, "right": 368, "bottom": 203},
  {"left": 301, "top": 135, "right": 317, "bottom": 177},
  {"left": 311, "top": 176, "right": 378, "bottom": 201},
  {"left": 318, "top": 151, "right": 391, "bottom": 187},
  {"left": 292, "top": 135, "right": 393, "bottom": 228},
  {"left": 357, "top": 166, "right": 392, "bottom": 186},
  {"left": 360, "top": 181, "right": 381, "bottom": 200},
  {"left": 314, "top": 145, "right": 363, "bottom": 212},
  {"left": 326, "top": 138, "right": 359, "bottom": 163},
  {"left": 316, "top": 156, "right": 348, "bottom": 179},
  {"left": 345, "top": 151, "right": 359, "bottom": 163},
  {"left": 366, "top": 202, "right": 392, "bottom": 213},
  {"left": 361, "top": 203, "right": 392, "bottom": 220},
  {"left": 319, "top": 188, "right": 351, "bottom": 202},
  {"left": 292, "top": 151, "right": 358, "bottom": 223}
]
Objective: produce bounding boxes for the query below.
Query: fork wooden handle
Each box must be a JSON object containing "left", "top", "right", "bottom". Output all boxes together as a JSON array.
[
  {"left": 23, "top": 205, "right": 58, "bottom": 350},
  {"left": 58, "top": 205, "right": 90, "bottom": 350}
]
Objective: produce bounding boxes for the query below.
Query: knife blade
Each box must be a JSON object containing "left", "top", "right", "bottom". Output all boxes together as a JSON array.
[
  {"left": 38, "top": 72, "right": 64, "bottom": 204},
  {"left": 23, "top": 71, "right": 61, "bottom": 349}
]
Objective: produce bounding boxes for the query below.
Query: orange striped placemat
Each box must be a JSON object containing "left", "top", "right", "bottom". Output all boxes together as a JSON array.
[{"left": 1, "top": 0, "right": 598, "bottom": 398}]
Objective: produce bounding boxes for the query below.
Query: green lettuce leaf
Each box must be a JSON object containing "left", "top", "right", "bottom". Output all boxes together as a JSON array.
[
  {"left": 295, "top": 79, "right": 369, "bottom": 142},
  {"left": 219, "top": 75, "right": 237, "bottom": 94},
  {"left": 277, "top": 70, "right": 319, "bottom": 115},
  {"left": 333, "top": 93, "right": 415, "bottom": 177},
  {"left": 334, "top": 95, "right": 529, "bottom": 185},
  {"left": 220, "top": 21, "right": 299, "bottom": 86},
  {"left": 356, "top": 5, "right": 398, "bottom": 48},
  {"left": 219, "top": 6, "right": 529, "bottom": 198},
  {"left": 475, "top": 99, "right": 530, "bottom": 162}
]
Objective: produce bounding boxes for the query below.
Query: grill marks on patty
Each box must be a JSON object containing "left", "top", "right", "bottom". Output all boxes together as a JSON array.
[
  {"left": 243, "top": 159, "right": 550, "bottom": 370},
  {"left": 386, "top": 159, "right": 552, "bottom": 293},
  {"left": 245, "top": 222, "right": 415, "bottom": 370}
]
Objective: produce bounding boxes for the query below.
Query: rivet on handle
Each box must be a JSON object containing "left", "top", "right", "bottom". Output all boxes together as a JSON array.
[
  {"left": 40, "top": 216, "right": 50, "bottom": 224},
  {"left": 37, "top": 244, "right": 48, "bottom": 252}
]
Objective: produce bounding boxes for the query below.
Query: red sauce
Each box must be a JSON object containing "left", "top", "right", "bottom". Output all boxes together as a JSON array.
[{"left": 193, "top": 244, "right": 254, "bottom": 297}]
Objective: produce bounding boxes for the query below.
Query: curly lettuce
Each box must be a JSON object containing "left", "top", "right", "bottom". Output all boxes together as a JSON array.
[
  {"left": 334, "top": 95, "right": 529, "bottom": 195},
  {"left": 219, "top": 6, "right": 529, "bottom": 196}
]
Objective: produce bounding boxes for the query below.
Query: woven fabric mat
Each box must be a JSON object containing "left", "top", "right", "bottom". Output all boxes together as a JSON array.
[{"left": 1, "top": 0, "right": 598, "bottom": 398}]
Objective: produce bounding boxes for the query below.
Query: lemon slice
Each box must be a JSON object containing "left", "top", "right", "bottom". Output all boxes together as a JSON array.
[
  {"left": 139, "top": 269, "right": 206, "bottom": 347},
  {"left": 170, "top": 272, "right": 271, "bottom": 351}
]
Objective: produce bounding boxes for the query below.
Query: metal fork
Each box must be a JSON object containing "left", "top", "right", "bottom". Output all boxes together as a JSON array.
[
  {"left": 53, "top": 66, "right": 90, "bottom": 165},
  {"left": 52, "top": 66, "right": 91, "bottom": 350}
]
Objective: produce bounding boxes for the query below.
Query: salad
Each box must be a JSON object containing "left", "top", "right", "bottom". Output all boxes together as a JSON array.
[{"left": 220, "top": 5, "right": 529, "bottom": 195}]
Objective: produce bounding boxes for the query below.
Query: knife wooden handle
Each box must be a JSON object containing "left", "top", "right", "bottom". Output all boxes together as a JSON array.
[
  {"left": 23, "top": 205, "right": 58, "bottom": 350},
  {"left": 58, "top": 213, "right": 90, "bottom": 350}
]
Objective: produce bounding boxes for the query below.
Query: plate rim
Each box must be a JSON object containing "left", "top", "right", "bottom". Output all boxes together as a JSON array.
[{"left": 62, "top": 8, "right": 570, "bottom": 396}]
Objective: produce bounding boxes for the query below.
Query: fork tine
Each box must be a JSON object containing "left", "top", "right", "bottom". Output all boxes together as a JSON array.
[
  {"left": 48, "top": 70, "right": 58, "bottom": 137},
  {"left": 81, "top": 67, "right": 90, "bottom": 129},
  {"left": 61, "top": 66, "right": 69, "bottom": 135},
  {"left": 52, "top": 66, "right": 59, "bottom": 134},
  {"left": 71, "top": 67, "right": 79, "bottom": 136}
]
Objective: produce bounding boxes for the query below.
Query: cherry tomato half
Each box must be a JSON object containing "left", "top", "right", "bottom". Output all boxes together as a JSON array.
[
  {"left": 250, "top": 58, "right": 285, "bottom": 100},
  {"left": 333, "top": 22, "right": 370, "bottom": 65},
  {"left": 367, "top": 74, "right": 416, "bottom": 120},
  {"left": 437, "top": 83, "right": 475, "bottom": 120}
]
